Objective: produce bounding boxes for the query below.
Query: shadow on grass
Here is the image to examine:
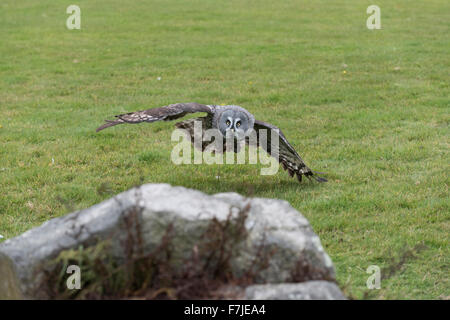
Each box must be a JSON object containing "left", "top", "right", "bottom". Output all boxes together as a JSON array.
[{"left": 166, "top": 175, "right": 322, "bottom": 196}]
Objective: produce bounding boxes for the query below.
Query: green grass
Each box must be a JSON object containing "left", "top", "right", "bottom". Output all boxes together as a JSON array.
[{"left": 0, "top": 0, "right": 448, "bottom": 299}]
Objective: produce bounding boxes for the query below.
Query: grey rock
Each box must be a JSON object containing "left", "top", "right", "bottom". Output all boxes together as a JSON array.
[
  {"left": 0, "top": 183, "right": 339, "bottom": 299},
  {"left": 245, "top": 281, "right": 347, "bottom": 300}
]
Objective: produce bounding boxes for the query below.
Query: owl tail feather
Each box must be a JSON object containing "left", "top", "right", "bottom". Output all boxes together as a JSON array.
[
  {"left": 96, "top": 119, "right": 125, "bottom": 132},
  {"left": 313, "top": 175, "right": 328, "bottom": 183},
  {"left": 311, "top": 170, "right": 328, "bottom": 182}
]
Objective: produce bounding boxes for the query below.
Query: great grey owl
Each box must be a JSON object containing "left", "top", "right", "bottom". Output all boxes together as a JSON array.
[{"left": 96, "top": 102, "right": 327, "bottom": 182}]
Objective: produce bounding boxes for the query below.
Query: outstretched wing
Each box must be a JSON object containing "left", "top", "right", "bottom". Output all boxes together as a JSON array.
[
  {"left": 247, "top": 120, "right": 327, "bottom": 182},
  {"left": 96, "top": 102, "right": 214, "bottom": 132}
]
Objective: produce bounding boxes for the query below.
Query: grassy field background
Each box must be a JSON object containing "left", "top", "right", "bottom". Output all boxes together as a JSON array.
[{"left": 0, "top": 0, "right": 448, "bottom": 299}]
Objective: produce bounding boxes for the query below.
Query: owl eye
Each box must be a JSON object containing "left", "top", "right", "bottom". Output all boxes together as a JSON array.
[
  {"left": 236, "top": 121, "right": 241, "bottom": 127},
  {"left": 226, "top": 120, "right": 231, "bottom": 126}
]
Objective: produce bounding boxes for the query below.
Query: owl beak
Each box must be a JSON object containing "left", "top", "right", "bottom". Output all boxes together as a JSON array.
[{"left": 231, "top": 128, "right": 235, "bottom": 132}]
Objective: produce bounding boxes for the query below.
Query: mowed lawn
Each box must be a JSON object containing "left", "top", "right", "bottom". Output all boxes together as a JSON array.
[{"left": 0, "top": 0, "right": 448, "bottom": 299}]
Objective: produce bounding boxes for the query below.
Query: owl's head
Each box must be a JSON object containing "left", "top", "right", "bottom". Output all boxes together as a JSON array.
[{"left": 216, "top": 106, "right": 254, "bottom": 140}]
